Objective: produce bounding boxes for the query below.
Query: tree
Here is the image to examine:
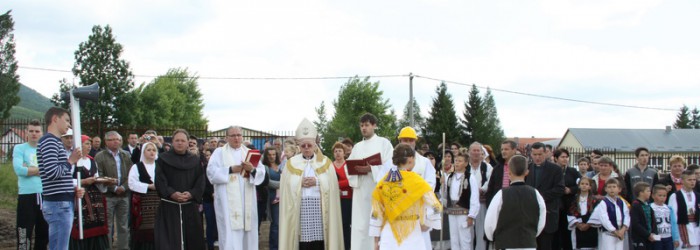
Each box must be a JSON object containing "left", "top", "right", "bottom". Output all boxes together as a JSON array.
[
  {"left": 397, "top": 97, "right": 426, "bottom": 133},
  {"left": 314, "top": 101, "right": 329, "bottom": 146},
  {"left": 674, "top": 105, "right": 692, "bottom": 129},
  {"left": 423, "top": 82, "right": 461, "bottom": 149},
  {"left": 321, "top": 76, "right": 398, "bottom": 156},
  {"left": 460, "top": 84, "right": 486, "bottom": 145},
  {"left": 55, "top": 25, "right": 136, "bottom": 131},
  {"left": 691, "top": 107, "right": 700, "bottom": 129},
  {"left": 0, "top": 11, "right": 20, "bottom": 120},
  {"left": 132, "top": 68, "right": 207, "bottom": 128},
  {"left": 50, "top": 78, "right": 74, "bottom": 109},
  {"left": 481, "top": 87, "right": 506, "bottom": 148}
]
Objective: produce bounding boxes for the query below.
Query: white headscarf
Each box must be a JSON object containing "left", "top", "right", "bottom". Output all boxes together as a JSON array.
[{"left": 140, "top": 142, "right": 159, "bottom": 163}]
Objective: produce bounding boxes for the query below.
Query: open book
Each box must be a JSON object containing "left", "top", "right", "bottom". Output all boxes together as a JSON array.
[{"left": 346, "top": 153, "right": 382, "bottom": 175}]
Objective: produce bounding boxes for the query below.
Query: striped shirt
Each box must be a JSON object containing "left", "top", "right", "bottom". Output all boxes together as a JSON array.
[{"left": 37, "top": 133, "right": 74, "bottom": 201}]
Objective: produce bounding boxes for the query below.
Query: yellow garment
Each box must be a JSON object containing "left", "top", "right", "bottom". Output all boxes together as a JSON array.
[{"left": 372, "top": 170, "right": 442, "bottom": 245}]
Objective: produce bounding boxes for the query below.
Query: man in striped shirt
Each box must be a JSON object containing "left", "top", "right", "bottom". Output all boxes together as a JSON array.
[{"left": 37, "top": 107, "right": 84, "bottom": 250}]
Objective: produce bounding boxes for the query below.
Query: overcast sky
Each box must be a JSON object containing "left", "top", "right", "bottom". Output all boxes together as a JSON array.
[{"left": 6, "top": 0, "right": 700, "bottom": 138}]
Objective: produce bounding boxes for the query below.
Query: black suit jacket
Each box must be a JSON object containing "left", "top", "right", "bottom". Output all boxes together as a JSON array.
[
  {"left": 630, "top": 199, "right": 657, "bottom": 245},
  {"left": 485, "top": 162, "right": 506, "bottom": 208},
  {"left": 124, "top": 145, "right": 141, "bottom": 164},
  {"left": 525, "top": 161, "right": 565, "bottom": 233},
  {"left": 562, "top": 166, "right": 582, "bottom": 210}
]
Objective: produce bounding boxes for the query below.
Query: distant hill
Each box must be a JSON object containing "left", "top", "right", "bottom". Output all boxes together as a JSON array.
[{"left": 8, "top": 84, "right": 54, "bottom": 120}]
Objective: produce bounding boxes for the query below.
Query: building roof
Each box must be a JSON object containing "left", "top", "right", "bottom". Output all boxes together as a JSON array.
[
  {"left": 2, "top": 128, "right": 25, "bottom": 140},
  {"left": 507, "top": 137, "right": 558, "bottom": 147},
  {"left": 561, "top": 128, "right": 700, "bottom": 152}
]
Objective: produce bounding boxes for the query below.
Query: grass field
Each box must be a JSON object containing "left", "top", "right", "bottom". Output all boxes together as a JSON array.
[{"left": 0, "top": 163, "right": 18, "bottom": 210}]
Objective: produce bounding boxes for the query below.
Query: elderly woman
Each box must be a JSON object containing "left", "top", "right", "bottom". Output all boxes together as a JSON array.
[
  {"left": 332, "top": 142, "right": 352, "bottom": 250},
  {"left": 279, "top": 118, "right": 344, "bottom": 250}
]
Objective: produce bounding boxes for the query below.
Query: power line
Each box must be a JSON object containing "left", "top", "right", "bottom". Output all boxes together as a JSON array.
[
  {"left": 18, "top": 65, "right": 677, "bottom": 112},
  {"left": 413, "top": 75, "right": 676, "bottom": 112},
  {"left": 18, "top": 66, "right": 408, "bottom": 80}
]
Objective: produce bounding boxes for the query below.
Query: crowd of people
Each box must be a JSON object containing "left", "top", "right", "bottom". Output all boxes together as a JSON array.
[{"left": 11, "top": 107, "right": 700, "bottom": 250}]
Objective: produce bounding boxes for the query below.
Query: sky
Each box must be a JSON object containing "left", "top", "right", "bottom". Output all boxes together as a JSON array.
[{"left": 5, "top": 0, "right": 700, "bottom": 138}]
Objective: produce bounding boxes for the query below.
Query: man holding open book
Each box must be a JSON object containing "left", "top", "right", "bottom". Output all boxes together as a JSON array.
[
  {"left": 346, "top": 113, "right": 395, "bottom": 250},
  {"left": 206, "top": 126, "right": 266, "bottom": 250}
]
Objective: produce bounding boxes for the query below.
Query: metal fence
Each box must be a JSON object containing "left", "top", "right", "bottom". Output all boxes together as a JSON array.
[
  {"left": 554, "top": 147, "right": 700, "bottom": 174},
  {"left": 1, "top": 118, "right": 294, "bottom": 162}
]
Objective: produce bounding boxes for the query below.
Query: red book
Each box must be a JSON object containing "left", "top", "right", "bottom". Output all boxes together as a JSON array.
[
  {"left": 244, "top": 150, "right": 261, "bottom": 178},
  {"left": 346, "top": 153, "right": 382, "bottom": 175}
]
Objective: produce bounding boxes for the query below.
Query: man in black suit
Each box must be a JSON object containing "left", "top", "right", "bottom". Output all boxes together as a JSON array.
[
  {"left": 485, "top": 140, "right": 518, "bottom": 207},
  {"left": 123, "top": 133, "right": 141, "bottom": 164},
  {"left": 525, "top": 142, "right": 565, "bottom": 250}
]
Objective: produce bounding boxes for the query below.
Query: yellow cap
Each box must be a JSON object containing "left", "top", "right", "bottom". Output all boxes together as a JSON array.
[{"left": 397, "top": 126, "right": 418, "bottom": 140}]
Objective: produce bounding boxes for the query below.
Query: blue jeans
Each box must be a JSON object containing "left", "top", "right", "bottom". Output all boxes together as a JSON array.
[
  {"left": 41, "top": 200, "right": 73, "bottom": 250},
  {"left": 269, "top": 198, "right": 279, "bottom": 250},
  {"left": 652, "top": 237, "right": 674, "bottom": 250},
  {"left": 203, "top": 202, "right": 218, "bottom": 250}
]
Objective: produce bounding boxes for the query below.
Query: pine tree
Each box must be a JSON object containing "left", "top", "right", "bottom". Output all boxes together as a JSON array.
[
  {"left": 423, "top": 82, "right": 461, "bottom": 148},
  {"left": 674, "top": 105, "right": 692, "bottom": 129},
  {"left": 691, "top": 107, "right": 700, "bottom": 129},
  {"left": 481, "top": 87, "right": 506, "bottom": 147},
  {"left": 314, "top": 101, "right": 329, "bottom": 148},
  {"left": 0, "top": 10, "right": 20, "bottom": 120},
  {"left": 397, "top": 97, "right": 425, "bottom": 133},
  {"left": 461, "top": 84, "right": 486, "bottom": 145}
]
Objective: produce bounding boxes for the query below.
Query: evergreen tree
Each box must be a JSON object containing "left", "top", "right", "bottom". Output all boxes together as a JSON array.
[
  {"left": 691, "top": 107, "right": 700, "bottom": 129},
  {"left": 674, "top": 105, "right": 692, "bottom": 129},
  {"left": 53, "top": 25, "right": 136, "bottom": 132},
  {"left": 314, "top": 101, "right": 329, "bottom": 148},
  {"left": 321, "top": 76, "right": 398, "bottom": 156},
  {"left": 481, "top": 87, "right": 506, "bottom": 147},
  {"left": 0, "top": 11, "right": 20, "bottom": 120},
  {"left": 460, "top": 84, "right": 486, "bottom": 145},
  {"left": 397, "top": 97, "right": 425, "bottom": 133},
  {"left": 423, "top": 82, "right": 461, "bottom": 148}
]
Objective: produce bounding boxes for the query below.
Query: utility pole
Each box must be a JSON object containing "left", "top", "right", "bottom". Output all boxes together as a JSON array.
[{"left": 408, "top": 73, "right": 414, "bottom": 127}]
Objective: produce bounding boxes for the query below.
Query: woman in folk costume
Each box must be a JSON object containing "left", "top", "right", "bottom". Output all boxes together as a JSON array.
[
  {"left": 128, "top": 142, "right": 159, "bottom": 250},
  {"left": 369, "top": 144, "right": 443, "bottom": 250},
  {"left": 69, "top": 135, "right": 110, "bottom": 250},
  {"left": 279, "top": 118, "right": 344, "bottom": 250}
]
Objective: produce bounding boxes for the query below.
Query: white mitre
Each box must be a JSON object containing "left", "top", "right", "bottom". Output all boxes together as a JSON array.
[{"left": 295, "top": 118, "right": 318, "bottom": 141}]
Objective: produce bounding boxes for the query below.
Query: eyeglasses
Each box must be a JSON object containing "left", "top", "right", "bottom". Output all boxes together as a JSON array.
[
  {"left": 300, "top": 143, "right": 314, "bottom": 149},
  {"left": 227, "top": 134, "right": 242, "bottom": 138}
]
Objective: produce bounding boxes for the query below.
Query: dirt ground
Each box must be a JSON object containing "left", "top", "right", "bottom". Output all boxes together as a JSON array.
[{"left": 0, "top": 206, "right": 272, "bottom": 250}]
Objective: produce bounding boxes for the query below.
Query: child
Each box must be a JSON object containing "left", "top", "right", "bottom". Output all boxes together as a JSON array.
[
  {"left": 630, "top": 182, "right": 658, "bottom": 250},
  {"left": 369, "top": 144, "right": 442, "bottom": 250},
  {"left": 650, "top": 184, "right": 680, "bottom": 250},
  {"left": 484, "top": 155, "right": 546, "bottom": 249},
  {"left": 567, "top": 176, "right": 598, "bottom": 249},
  {"left": 667, "top": 170, "right": 700, "bottom": 249},
  {"left": 443, "top": 154, "right": 480, "bottom": 250},
  {"left": 590, "top": 178, "right": 629, "bottom": 250}
]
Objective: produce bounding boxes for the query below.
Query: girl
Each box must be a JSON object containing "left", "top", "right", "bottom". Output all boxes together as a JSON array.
[
  {"left": 128, "top": 142, "right": 159, "bottom": 250},
  {"left": 568, "top": 176, "right": 599, "bottom": 249}
]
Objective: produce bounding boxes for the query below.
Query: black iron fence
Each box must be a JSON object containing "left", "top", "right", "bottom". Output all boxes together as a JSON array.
[{"left": 556, "top": 147, "right": 700, "bottom": 174}]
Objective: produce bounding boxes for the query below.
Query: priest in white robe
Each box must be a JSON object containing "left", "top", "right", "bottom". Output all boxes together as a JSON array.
[
  {"left": 279, "top": 118, "right": 344, "bottom": 250},
  {"left": 346, "top": 113, "right": 394, "bottom": 250},
  {"left": 206, "top": 126, "right": 266, "bottom": 250}
]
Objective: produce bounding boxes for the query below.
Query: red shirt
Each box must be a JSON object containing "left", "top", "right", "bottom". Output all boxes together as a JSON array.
[{"left": 334, "top": 162, "right": 353, "bottom": 199}]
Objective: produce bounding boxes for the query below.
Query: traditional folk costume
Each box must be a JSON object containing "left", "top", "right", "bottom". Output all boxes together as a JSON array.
[
  {"left": 468, "top": 161, "right": 492, "bottom": 250},
  {"left": 668, "top": 189, "right": 700, "bottom": 250},
  {"left": 206, "top": 143, "right": 266, "bottom": 250},
  {"left": 567, "top": 193, "right": 599, "bottom": 249},
  {"left": 279, "top": 118, "right": 344, "bottom": 250},
  {"left": 443, "top": 170, "right": 480, "bottom": 250},
  {"left": 484, "top": 181, "right": 546, "bottom": 250},
  {"left": 69, "top": 154, "right": 110, "bottom": 250},
  {"left": 154, "top": 149, "right": 205, "bottom": 250},
  {"left": 346, "top": 134, "right": 393, "bottom": 250},
  {"left": 369, "top": 167, "right": 442, "bottom": 250},
  {"left": 650, "top": 202, "right": 680, "bottom": 250},
  {"left": 589, "top": 195, "right": 630, "bottom": 250},
  {"left": 128, "top": 143, "right": 159, "bottom": 250}
]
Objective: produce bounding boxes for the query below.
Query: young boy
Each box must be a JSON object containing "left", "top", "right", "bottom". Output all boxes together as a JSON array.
[
  {"left": 443, "top": 154, "right": 480, "bottom": 250},
  {"left": 485, "top": 155, "right": 546, "bottom": 249},
  {"left": 630, "top": 182, "right": 658, "bottom": 250},
  {"left": 650, "top": 184, "right": 680, "bottom": 250},
  {"left": 668, "top": 170, "right": 700, "bottom": 249},
  {"left": 590, "top": 178, "right": 629, "bottom": 250}
]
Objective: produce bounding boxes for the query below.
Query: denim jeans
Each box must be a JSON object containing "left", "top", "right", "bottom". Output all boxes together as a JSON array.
[
  {"left": 41, "top": 200, "right": 73, "bottom": 250},
  {"left": 203, "top": 201, "right": 218, "bottom": 250}
]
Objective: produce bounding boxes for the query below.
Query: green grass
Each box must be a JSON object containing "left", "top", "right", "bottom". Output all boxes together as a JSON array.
[{"left": 0, "top": 163, "right": 18, "bottom": 210}]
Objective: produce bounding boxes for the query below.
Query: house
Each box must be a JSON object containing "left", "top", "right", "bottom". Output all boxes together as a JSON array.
[
  {"left": 558, "top": 127, "right": 700, "bottom": 173},
  {"left": 1, "top": 128, "right": 26, "bottom": 163}
]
